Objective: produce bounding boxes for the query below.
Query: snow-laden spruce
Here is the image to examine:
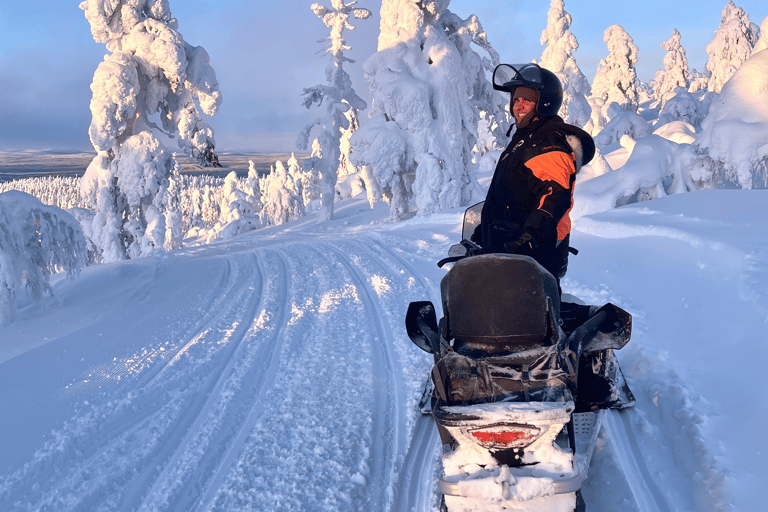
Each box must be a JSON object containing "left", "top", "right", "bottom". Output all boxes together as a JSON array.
[
  {"left": 588, "top": 24, "right": 639, "bottom": 135},
  {"left": 79, "top": 0, "right": 222, "bottom": 263},
  {"left": 260, "top": 160, "right": 306, "bottom": 227},
  {"left": 0, "top": 191, "right": 86, "bottom": 324},
  {"left": 538, "top": 0, "right": 591, "bottom": 128},
  {"left": 696, "top": 41, "right": 768, "bottom": 189},
  {"left": 655, "top": 87, "right": 709, "bottom": 131},
  {"left": 350, "top": 0, "right": 500, "bottom": 220},
  {"left": 297, "top": 0, "right": 371, "bottom": 222},
  {"left": 653, "top": 29, "right": 690, "bottom": 108},
  {"left": 705, "top": 0, "right": 760, "bottom": 93}
]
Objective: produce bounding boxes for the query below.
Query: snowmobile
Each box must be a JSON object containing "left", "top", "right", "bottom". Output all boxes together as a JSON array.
[{"left": 405, "top": 202, "right": 635, "bottom": 512}]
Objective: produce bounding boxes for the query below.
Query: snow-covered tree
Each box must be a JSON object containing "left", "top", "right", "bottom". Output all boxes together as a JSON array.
[
  {"left": 202, "top": 171, "right": 263, "bottom": 241},
  {"left": 350, "top": 113, "right": 410, "bottom": 218},
  {"left": 653, "top": 29, "right": 690, "bottom": 106},
  {"left": 260, "top": 161, "right": 306, "bottom": 226},
  {"left": 338, "top": 105, "right": 361, "bottom": 178},
  {"left": 351, "top": 0, "right": 499, "bottom": 219},
  {"left": 539, "top": 0, "right": 592, "bottom": 127},
  {"left": 655, "top": 87, "right": 708, "bottom": 129},
  {"left": 705, "top": 1, "right": 760, "bottom": 93},
  {"left": 595, "top": 108, "right": 651, "bottom": 147},
  {"left": 591, "top": 24, "right": 640, "bottom": 112},
  {"left": 219, "top": 172, "right": 261, "bottom": 224},
  {"left": 0, "top": 191, "right": 87, "bottom": 324},
  {"left": 299, "top": 140, "right": 325, "bottom": 209},
  {"left": 688, "top": 68, "right": 710, "bottom": 93},
  {"left": 441, "top": 9, "right": 508, "bottom": 154},
  {"left": 696, "top": 46, "right": 768, "bottom": 189},
  {"left": 297, "top": 0, "right": 371, "bottom": 222},
  {"left": 245, "top": 161, "right": 263, "bottom": 202},
  {"left": 79, "top": 0, "right": 222, "bottom": 262},
  {"left": 285, "top": 154, "right": 306, "bottom": 208}
]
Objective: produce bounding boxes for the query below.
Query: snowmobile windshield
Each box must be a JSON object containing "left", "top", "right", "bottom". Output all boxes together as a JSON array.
[
  {"left": 462, "top": 202, "right": 484, "bottom": 242},
  {"left": 492, "top": 63, "right": 544, "bottom": 93}
]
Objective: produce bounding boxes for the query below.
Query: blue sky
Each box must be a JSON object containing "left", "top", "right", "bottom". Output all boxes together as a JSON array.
[{"left": 0, "top": 1, "right": 764, "bottom": 152}]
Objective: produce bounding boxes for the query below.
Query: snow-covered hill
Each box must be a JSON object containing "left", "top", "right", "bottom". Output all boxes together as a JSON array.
[{"left": 1, "top": 184, "right": 765, "bottom": 511}]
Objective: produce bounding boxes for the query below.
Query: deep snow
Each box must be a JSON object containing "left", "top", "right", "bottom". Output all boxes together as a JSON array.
[{"left": 1, "top": 168, "right": 765, "bottom": 510}]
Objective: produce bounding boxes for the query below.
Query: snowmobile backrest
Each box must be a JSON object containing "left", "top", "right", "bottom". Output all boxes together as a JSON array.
[{"left": 441, "top": 254, "right": 561, "bottom": 354}]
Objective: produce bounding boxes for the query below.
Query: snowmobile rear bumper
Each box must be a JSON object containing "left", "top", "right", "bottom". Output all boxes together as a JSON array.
[{"left": 438, "top": 409, "right": 604, "bottom": 499}]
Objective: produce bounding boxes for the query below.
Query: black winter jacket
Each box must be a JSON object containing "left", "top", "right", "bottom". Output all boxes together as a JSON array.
[{"left": 476, "top": 115, "right": 594, "bottom": 278}]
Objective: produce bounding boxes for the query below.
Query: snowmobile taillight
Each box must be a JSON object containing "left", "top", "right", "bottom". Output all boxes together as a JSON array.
[{"left": 467, "top": 423, "right": 541, "bottom": 450}]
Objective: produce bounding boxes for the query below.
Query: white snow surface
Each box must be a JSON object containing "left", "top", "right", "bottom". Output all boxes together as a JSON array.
[{"left": 1, "top": 167, "right": 766, "bottom": 510}]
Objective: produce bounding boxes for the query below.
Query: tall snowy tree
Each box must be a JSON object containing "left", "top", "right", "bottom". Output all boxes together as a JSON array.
[
  {"left": 441, "top": 10, "right": 508, "bottom": 155},
  {"left": 706, "top": 0, "right": 759, "bottom": 92},
  {"left": 653, "top": 29, "right": 690, "bottom": 106},
  {"left": 592, "top": 24, "right": 639, "bottom": 108},
  {"left": 79, "top": 0, "right": 222, "bottom": 262},
  {"left": 589, "top": 24, "right": 639, "bottom": 134},
  {"left": 350, "top": 0, "right": 499, "bottom": 220},
  {"left": 299, "top": 139, "right": 326, "bottom": 209},
  {"left": 297, "top": 0, "right": 371, "bottom": 222},
  {"left": 539, "top": 0, "right": 592, "bottom": 127}
]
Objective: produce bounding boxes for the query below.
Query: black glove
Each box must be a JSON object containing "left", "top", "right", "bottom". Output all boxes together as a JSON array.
[
  {"left": 504, "top": 209, "right": 553, "bottom": 253},
  {"left": 470, "top": 224, "right": 482, "bottom": 244},
  {"left": 504, "top": 231, "right": 533, "bottom": 254},
  {"left": 523, "top": 208, "right": 553, "bottom": 246}
]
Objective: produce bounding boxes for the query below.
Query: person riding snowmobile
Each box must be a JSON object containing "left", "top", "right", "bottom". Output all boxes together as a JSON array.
[{"left": 473, "top": 63, "right": 595, "bottom": 289}]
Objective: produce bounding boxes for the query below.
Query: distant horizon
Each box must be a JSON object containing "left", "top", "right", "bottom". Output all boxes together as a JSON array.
[{"left": 0, "top": 147, "right": 310, "bottom": 156}]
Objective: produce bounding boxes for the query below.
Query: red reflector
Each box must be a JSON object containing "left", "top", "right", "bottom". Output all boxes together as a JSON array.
[{"left": 468, "top": 424, "right": 541, "bottom": 449}]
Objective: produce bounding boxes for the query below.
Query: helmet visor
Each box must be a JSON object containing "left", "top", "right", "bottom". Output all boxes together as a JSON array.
[{"left": 492, "top": 63, "right": 544, "bottom": 92}]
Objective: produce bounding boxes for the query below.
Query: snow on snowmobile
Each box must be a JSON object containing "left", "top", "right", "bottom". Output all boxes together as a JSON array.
[{"left": 405, "top": 202, "right": 635, "bottom": 512}]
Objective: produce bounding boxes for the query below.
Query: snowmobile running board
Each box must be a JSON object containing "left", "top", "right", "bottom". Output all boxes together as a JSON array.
[{"left": 437, "top": 409, "right": 605, "bottom": 497}]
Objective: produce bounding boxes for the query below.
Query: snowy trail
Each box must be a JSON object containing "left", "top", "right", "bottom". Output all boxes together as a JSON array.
[
  {"left": 0, "top": 222, "right": 730, "bottom": 512},
  {"left": 136, "top": 251, "right": 289, "bottom": 511},
  {"left": 0, "top": 233, "right": 432, "bottom": 511}
]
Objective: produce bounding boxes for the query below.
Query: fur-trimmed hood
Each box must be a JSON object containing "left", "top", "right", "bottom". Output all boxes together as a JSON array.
[{"left": 554, "top": 121, "right": 596, "bottom": 173}]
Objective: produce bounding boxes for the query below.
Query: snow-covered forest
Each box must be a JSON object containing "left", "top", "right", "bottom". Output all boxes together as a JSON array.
[
  {"left": 0, "top": 0, "right": 765, "bottom": 324},
  {"left": 2, "top": 0, "right": 767, "bottom": 322}
]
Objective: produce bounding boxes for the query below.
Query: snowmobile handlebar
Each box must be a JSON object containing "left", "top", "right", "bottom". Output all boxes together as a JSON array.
[
  {"left": 437, "top": 255, "right": 464, "bottom": 268},
  {"left": 438, "top": 239, "right": 483, "bottom": 267}
]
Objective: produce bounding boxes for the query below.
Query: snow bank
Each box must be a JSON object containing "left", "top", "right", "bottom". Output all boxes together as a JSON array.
[
  {"left": 572, "top": 134, "right": 700, "bottom": 219},
  {"left": 696, "top": 48, "right": 768, "bottom": 189}
]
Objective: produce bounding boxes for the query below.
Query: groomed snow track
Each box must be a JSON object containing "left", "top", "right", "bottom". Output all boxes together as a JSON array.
[{"left": 0, "top": 231, "right": 685, "bottom": 511}]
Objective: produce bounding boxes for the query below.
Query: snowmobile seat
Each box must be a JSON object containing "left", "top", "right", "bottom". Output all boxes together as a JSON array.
[{"left": 441, "top": 254, "right": 561, "bottom": 354}]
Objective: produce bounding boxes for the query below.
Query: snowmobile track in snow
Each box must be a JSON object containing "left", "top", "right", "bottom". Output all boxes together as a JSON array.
[
  {"left": 137, "top": 251, "right": 292, "bottom": 511},
  {"left": 320, "top": 239, "right": 405, "bottom": 511},
  {"left": 354, "top": 235, "right": 444, "bottom": 511},
  {"left": 603, "top": 409, "right": 673, "bottom": 512}
]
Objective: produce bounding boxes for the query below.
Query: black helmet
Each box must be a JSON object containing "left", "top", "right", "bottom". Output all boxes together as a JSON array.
[{"left": 493, "top": 63, "right": 563, "bottom": 117}]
